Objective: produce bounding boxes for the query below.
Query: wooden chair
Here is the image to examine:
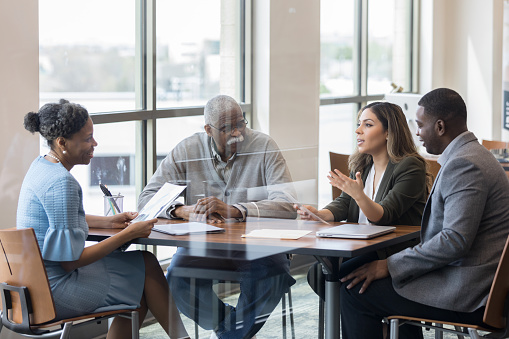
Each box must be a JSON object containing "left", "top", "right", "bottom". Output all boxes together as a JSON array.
[
  {"left": 0, "top": 228, "right": 140, "bottom": 339},
  {"left": 425, "top": 158, "right": 441, "bottom": 184},
  {"left": 329, "top": 152, "right": 350, "bottom": 199},
  {"left": 386, "top": 235, "right": 509, "bottom": 339},
  {"left": 482, "top": 140, "right": 509, "bottom": 150},
  {"left": 482, "top": 140, "right": 509, "bottom": 180}
]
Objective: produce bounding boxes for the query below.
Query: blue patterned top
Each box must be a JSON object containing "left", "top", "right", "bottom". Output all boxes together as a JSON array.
[
  {"left": 17, "top": 156, "right": 144, "bottom": 319},
  {"left": 17, "top": 156, "right": 87, "bottom": 264}
]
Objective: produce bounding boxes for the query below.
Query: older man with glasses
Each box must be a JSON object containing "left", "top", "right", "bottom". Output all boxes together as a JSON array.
[{"left": 138, "top": 94, "right": 297, "bottom": 339}]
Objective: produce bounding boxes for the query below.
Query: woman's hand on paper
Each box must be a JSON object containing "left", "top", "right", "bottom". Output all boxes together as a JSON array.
[
  {"left": 328, "top": 170, "right": 364, "bottom": 200},
  {"left": 295, "top": 204, "right": 333, "bottom": 222},
  {"left": 125, "top": 218, "right": 157, "bottom": 239},
  {"left": 110, "top": 212, "right": 138, "bottom": 229}
]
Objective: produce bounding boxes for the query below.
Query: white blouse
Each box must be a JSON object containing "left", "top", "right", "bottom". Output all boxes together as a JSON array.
[{"left": 357, "top": 164, "right": 385, "bottom": 225}]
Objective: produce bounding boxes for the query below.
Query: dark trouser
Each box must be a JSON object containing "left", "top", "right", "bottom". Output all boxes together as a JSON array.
[
  {"left": 307, "top": 251, "right": 379, "bottom": 301},
  {"left": 307, "top": 237, "right": 421, "bottom": 301},
  {"left": 340, "top": 276, "right": 486, "bottom": 339}
]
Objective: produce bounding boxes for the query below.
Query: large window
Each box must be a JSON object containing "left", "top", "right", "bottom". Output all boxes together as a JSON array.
[
  {"left": 39, "top": 0, "right": 416, "bottom": 221},
  {"left": 367, "top": 0, "right": 413, "bottom": 94},
  {"left": 39, "top": 0, "right": 248, "bottom": 214},
  {"left": 320, "top": 0, "right": 355, "bottom": 97},
  {"left": 39, "top": 0, "right": 137, "bottom": 112},
  {"left": 319, "top": 0, "right": 416, "bottom": 204},
  {"left": 156, "top": 0, "right": 223, "bottom": 107}
]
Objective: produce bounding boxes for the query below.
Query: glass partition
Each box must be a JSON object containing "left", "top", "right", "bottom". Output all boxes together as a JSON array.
[
  {"left": 318, "top": 104, "right": 358, "bottom": 207},
  {"left": 59, "top": 121, "right": 137, "bottom": 216}
]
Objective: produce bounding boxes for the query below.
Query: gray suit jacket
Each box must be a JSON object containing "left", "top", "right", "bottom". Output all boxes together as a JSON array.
[{"left": 388, "top": 132, "right": 509, "bottom": 312}]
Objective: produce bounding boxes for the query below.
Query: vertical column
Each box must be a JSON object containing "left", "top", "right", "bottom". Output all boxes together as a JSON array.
[
  {"left": 253, "top": 0, "right": 320, "bottom": 204},
  {"left": 0, "top": 0, "right": 40, "bottom": 228},
  {"left": 420, "top": 0, "right": 503, "bottom": 141}
]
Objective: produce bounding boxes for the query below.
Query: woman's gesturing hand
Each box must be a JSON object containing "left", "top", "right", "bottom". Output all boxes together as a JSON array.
[{"left": 328, "top": 170, "right": 364, "bottom": 200}]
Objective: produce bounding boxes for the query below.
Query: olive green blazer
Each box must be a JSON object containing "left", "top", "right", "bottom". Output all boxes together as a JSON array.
[{"left": 324, "top": 156, "right": 426, "bottom": 227}]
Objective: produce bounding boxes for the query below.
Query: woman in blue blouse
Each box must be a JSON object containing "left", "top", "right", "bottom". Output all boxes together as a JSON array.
[{"left": 17, "top": 100, "right": 189, "bottom": 339}]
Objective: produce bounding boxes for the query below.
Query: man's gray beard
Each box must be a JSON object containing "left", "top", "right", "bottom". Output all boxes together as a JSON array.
[{"left": 227, "top": 134, "right": 244, "bottom": 146}]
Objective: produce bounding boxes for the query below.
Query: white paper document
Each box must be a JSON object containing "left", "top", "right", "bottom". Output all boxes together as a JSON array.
[
  {"left": 152, "top": 222, "right": 225, "bottom": 236},
  {"left": 241, "top": 229, "right": 311, "bottom": 240},
  {"left": 131, "top": 183, "right": 186, "bottom": 223}
]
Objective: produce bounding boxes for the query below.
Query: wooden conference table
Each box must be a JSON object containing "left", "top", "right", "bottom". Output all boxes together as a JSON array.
[{"left": 88, "top": 218, "right": 420, "bottom": 339}]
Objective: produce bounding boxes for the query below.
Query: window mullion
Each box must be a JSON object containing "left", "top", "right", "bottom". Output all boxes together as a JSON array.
[
  {"left": 359, "top": 0, "right": 368, "bottom": 99},
  {"left": 411, "top": 0, "right": 419, "bottom": 93}
]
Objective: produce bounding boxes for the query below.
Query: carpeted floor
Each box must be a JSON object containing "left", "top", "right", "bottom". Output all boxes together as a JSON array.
[{"left": 138, "top": 264, "right": 464, "bottom": 338}]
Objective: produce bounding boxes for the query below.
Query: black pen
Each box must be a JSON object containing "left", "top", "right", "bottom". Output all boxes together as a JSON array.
[{"left": 100, "top": 184, "right": 121, "bottom": 214}]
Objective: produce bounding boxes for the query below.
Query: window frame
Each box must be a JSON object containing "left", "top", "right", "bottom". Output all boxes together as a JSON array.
[{"left": 87, "top": 0, "right": 252, "bottom": 198}]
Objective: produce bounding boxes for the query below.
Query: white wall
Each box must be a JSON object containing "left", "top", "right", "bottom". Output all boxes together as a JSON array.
[
  {"left": 0, "top": 1, "right": 39, "bottom": 229},
  {"left": 253, "top": 0, "right": 320, "bottom": 204},
  {"left": 419, "top": 0, "right": 504, "bottom": 141}
]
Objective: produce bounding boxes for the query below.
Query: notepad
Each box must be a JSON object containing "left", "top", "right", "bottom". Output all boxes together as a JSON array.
[
  {"left": 153, "top": 222, "right": 225, "bottom": 236},
  {"left": 241, "top": 229, "right": 311, "bottom": 240}
]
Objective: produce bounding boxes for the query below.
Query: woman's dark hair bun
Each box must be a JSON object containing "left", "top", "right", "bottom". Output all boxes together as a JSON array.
[{"left": 24, "top": 112, "right": 40, "bottom": 133}]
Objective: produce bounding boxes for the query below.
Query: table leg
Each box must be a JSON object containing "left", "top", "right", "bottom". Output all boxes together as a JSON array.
[
  {"left": 315, "top": 256, "right": 343, "bottom": 339},
  {"left": 325, "top": 277, "right": 340, "bottom": 338}
]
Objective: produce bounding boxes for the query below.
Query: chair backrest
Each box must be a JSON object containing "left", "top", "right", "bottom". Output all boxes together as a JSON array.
[
  {"left": 482, "top": 140, "right": 508, "bottom": 150},
  {"left": 483, "top": 235, "right": 509, "bottom": 329},
  {"left": 329, "top": 152, "right": 350, "bottom": 199},
  {"left": 424, "top": 158, "right": 441, "bottom": 185},
  {"left": 0, "top": 228, "right": 56, "bottom": 325}
]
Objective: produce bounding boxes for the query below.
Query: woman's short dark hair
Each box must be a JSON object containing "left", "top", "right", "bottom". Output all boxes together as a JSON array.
[{"left": 24, "top": 99, "right": 89, "bottom": 147}]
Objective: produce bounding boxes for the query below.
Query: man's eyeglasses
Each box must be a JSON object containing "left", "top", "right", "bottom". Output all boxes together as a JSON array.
[{"left": 209, "top": 119, "right": 248, "bottom": 134}]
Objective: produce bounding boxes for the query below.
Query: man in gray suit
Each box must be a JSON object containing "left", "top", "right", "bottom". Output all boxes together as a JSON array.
[{"left": 340, "top": 88, "right": 509, "bottom": 339}]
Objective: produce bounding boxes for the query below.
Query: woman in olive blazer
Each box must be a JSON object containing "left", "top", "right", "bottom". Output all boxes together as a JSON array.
[
  {"left": 325, "top": 155, "right": 425, "bottom": 227},
  {"left": 299, "top": 102, "right": 430, "bottom": 300}
]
